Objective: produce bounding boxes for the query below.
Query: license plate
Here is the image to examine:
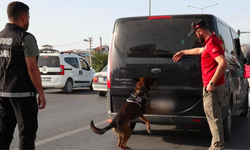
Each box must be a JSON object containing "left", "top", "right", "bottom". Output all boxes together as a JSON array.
[
  {"left": 42, "top": 77, "right": 51, "bottom": 81},
  {"left": 151, "top": 100, "right": 174, "bottom": 111}
]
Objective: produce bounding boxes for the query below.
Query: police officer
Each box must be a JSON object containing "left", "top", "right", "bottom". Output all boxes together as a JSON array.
[
  {"left": 173, "top": 20, "right": 228, "bottom": 150},
  {"left": 0, "top": 1, "right": 46, "bottom": 149}
]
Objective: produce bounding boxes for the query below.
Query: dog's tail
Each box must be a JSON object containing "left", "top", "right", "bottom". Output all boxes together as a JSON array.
[{"left": 90, "top": 120, "right": 116, "bottom": 135}]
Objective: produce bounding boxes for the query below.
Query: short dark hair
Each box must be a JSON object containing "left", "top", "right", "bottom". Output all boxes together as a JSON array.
[{"left": 7, "top": 1, "right": 29, "bottom": 21}]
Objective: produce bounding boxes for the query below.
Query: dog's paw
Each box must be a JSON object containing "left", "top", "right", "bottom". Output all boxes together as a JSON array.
[
  {"left": 121, "top": 146, "right": 131, "bottom": 150},
  {"left": 125, "top": 146, "right": 131, "bottom": 149}
]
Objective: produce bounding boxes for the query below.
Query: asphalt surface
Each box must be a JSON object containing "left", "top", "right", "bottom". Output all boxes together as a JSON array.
[{"left": 9, "top": 88, "right": 250, "bottom": 150}]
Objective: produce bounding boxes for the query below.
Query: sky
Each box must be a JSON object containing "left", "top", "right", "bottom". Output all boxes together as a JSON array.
[{"left": 0, "top": 0, "right": 250, "bottom": 51}]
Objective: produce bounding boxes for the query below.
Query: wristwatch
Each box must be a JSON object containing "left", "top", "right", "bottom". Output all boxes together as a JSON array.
[{"left": 209, "top": 81, "right": 215, "bottom": 86}]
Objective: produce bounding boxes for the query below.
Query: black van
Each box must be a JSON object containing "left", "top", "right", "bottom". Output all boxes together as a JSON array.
[{"left": 107, "top": 14, "right": 248, "bottom": 140}]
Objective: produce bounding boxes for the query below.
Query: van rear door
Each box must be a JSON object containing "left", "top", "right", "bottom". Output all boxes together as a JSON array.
[
  {"left": 109, "top": 15, "right": 212, "bottom": 116},
  {"left": 38, "top": 55, "right": 60, "bottom": 76}
]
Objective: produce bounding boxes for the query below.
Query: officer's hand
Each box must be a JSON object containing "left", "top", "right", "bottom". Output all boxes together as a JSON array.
[
  {"left": 173, "top": 51, "right": 184, "bottom": 62},
  {"left": 206, "top": 84, "right": 215, "bottom": 92},
  {"left": 38, "top": 94, "right": 46, "bottom": 109}
]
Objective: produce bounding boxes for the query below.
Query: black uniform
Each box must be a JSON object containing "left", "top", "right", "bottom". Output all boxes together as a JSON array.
[{"left": 0, "top": 23, "right": 38, "bottom": 150}]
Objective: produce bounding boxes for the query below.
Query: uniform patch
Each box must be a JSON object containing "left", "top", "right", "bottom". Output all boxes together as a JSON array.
[
  {"left": 0, "top": 49, "right": 10, "bottom": 58},
  {"left": 212, "top": 47, "right": 219, "bottom": 53},
  {"left": 204, "top": 45, "right": 207, "bottom": 50}
]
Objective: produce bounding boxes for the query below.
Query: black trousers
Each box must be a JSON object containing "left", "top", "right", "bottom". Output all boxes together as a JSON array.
[{"left": 0, "top": 97, "right": 38, "bottom": 150}]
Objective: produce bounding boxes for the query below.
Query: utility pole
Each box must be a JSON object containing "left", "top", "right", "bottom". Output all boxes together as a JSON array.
[
  {"left": 149, "top": 0, "right": 151, "bottom": 16},
  {"left": 238, "top": 30, "right": 250, "bottom": 45},
  {"left": 100, "top": 37, "right": 102, "bottom": 53},
  {"left": 84, "top": 37, "right": 92, "bottom": 66},
  {"left": 88, "top": 37, "right": 92, "bottom": 66}
]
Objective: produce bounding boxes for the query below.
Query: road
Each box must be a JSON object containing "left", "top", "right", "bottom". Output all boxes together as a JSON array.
[{"left": 10, "top": 88, "right": 250, "bottom": 150}]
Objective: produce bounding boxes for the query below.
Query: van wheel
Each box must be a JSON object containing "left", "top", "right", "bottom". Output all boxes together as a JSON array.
[
  {"left": 223, "top": 102, "right": 232, "bottom": 141},
  {"left": 240, "top": 91, "right": 249, "bottom": 116},
  {"left": 63, "top": 79, "right": 73, "bottom": 93},
  {"left": 89, "top": 81, "right": 93, "bottom": 91},
  {"left": 98, "top": 91, "right": 107, "bottom": 97}
]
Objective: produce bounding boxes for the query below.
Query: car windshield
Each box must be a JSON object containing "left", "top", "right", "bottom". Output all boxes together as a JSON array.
[
  {"left": 38, "top": 56, "right": 60, "bottom": 67},
  {"left": 115, "top": 17, "right": 203, "bottom": 57}
]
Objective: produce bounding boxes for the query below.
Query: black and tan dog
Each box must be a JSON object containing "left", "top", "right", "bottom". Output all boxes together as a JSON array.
[{"left": 90, "top": 77, "right": 157, "bottom": 150}]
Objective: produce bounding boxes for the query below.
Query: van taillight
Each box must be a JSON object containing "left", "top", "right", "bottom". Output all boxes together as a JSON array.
[
  {"left": 147, "top": 16, "right": 172, "bottom": 20},
  {"left": 93, "top": 76, "right": 98, "bottom": 83},
  {"left": 107, "top": 34, "right": 114, "bottom": 89},
  {"left": 107, "top": 63, "right": 111, "bottom": 89},
  {"left": 193, "top": 119, "right": 201, "bottom": 122},
  {"left": 60, "top": 65, "right": 65, "bottom": 75}
]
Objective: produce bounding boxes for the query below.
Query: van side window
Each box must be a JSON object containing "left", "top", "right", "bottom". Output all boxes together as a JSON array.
[
  {"left": 231, "top": 30, "right": 244, "bottom": 58},
  {"left": 79, "top": 58, "right": 89, "bottom": 70},
  {"left": 64, "top": 57, "right": 79, "bottom": 68},
  {"left": 217, "top": 22, "right": 234, "bottom": 54}
]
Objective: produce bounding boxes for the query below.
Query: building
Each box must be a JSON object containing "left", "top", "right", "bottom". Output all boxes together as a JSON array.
[
  {"left": 39, "top": 45, "right": 59, "bottom": 53},
  {"left": 93, "top": 45, "right": 109, "bottom": 53}
]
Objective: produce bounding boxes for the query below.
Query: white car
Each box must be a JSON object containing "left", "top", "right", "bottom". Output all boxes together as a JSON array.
[
  {"left": 38, "top": 52, "right": 95, "bottom": 93},
  {"left": 92, "top": 65, "right": 107, "bottom": 96}
]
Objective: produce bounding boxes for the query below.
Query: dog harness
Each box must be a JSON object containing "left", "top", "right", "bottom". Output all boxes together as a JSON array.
[{"left": 126, "top": 93, "right": 149, "bottom": 107}]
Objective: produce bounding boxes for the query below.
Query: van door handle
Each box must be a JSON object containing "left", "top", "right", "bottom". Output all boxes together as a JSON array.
[{"left": 79, "top": 70, "right": 82, "bottom": 75}]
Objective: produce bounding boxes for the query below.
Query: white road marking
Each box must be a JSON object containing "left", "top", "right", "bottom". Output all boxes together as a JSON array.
[{"left": 13, "top": 120, "right": 108, "bottom": 150}]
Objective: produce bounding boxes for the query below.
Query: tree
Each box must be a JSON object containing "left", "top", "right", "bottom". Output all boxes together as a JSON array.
[{"left": 92, "top": 52, "right": 108, "bottom": 72}]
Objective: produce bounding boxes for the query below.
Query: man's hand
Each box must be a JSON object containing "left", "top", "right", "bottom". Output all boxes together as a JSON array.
[
  {"left": 173, "top": 48, "right": 203, "bottom": 62},
  {"left": 206, "top": 55, "right": 227, "bottom": 93},
  {"left": 26, "top": 57, "right": 46, "bottom": 109},
  {"left": 173, "top": 51, "right": 184, "bottom": 62},
  {"left": 206, "top": 83, "right": 215, "bottom": 92},
  {"left": 38, "top": 94, "right": 46, "bottom": 109}
]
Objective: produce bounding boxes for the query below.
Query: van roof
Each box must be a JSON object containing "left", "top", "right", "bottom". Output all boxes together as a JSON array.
[
  {"left": 116, "top": 14, "right": 216, "bottom": 21},
  {"left": 39, "top": 52, "right": 82, "bottom": 57}
]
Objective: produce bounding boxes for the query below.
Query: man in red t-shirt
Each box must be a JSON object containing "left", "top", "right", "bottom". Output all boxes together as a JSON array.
[{"left": 173, "top": 20, "right": 227, "bottom": 150}]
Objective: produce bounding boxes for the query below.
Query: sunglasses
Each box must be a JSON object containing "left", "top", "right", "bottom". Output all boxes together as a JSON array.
[{"left": 194, "top": 29, "right": 201, "bottom": 38}]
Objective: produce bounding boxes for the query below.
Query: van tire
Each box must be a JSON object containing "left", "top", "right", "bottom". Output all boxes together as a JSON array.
[
  {"left": 89, "top": 81, "right": 93, "bottom": 91},
  {"left": 223, "top": 102, "right": 232, "bottom": 141},
  {"left": 98, "top": 91, "right": 107, "bottom": 97},
  {"left": 240, "top": 92, "right": 249, "bottom": 116},
  {"left": 63, "top": 79, "right": 73, "bottom": 93}
]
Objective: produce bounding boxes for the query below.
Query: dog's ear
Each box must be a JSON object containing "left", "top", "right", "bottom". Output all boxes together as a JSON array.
[{"left": 134, "top": 78, "right": 139, "bottom": 82}]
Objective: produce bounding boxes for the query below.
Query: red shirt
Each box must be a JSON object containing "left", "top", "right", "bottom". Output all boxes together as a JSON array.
[{"left": 201, "top": 34, "right": 225, "bottom": 87}]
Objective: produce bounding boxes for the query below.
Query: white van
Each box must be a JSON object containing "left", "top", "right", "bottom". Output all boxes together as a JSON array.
[{"left": 38, "top": 52, "right": 95, "bottom": 93}]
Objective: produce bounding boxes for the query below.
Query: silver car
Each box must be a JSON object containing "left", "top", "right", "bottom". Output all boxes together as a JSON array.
[{"left": 92, "top": 65, "right": 107, "bottom": 96}]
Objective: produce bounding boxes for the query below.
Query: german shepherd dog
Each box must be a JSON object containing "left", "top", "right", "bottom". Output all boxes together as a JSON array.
[{"left": 90, "top": 77, "right": 157, "bottom": 150}]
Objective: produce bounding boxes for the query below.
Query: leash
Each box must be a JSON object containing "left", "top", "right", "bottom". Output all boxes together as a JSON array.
[
  {"left": 166, "top": 90, "right": 209, "bottom": 115},
  {"left": 167, "top": 88, "right": 221, "bottom": 115},
  {"left": 132, "top": 89, "right": 219, "bottom": 115}
]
